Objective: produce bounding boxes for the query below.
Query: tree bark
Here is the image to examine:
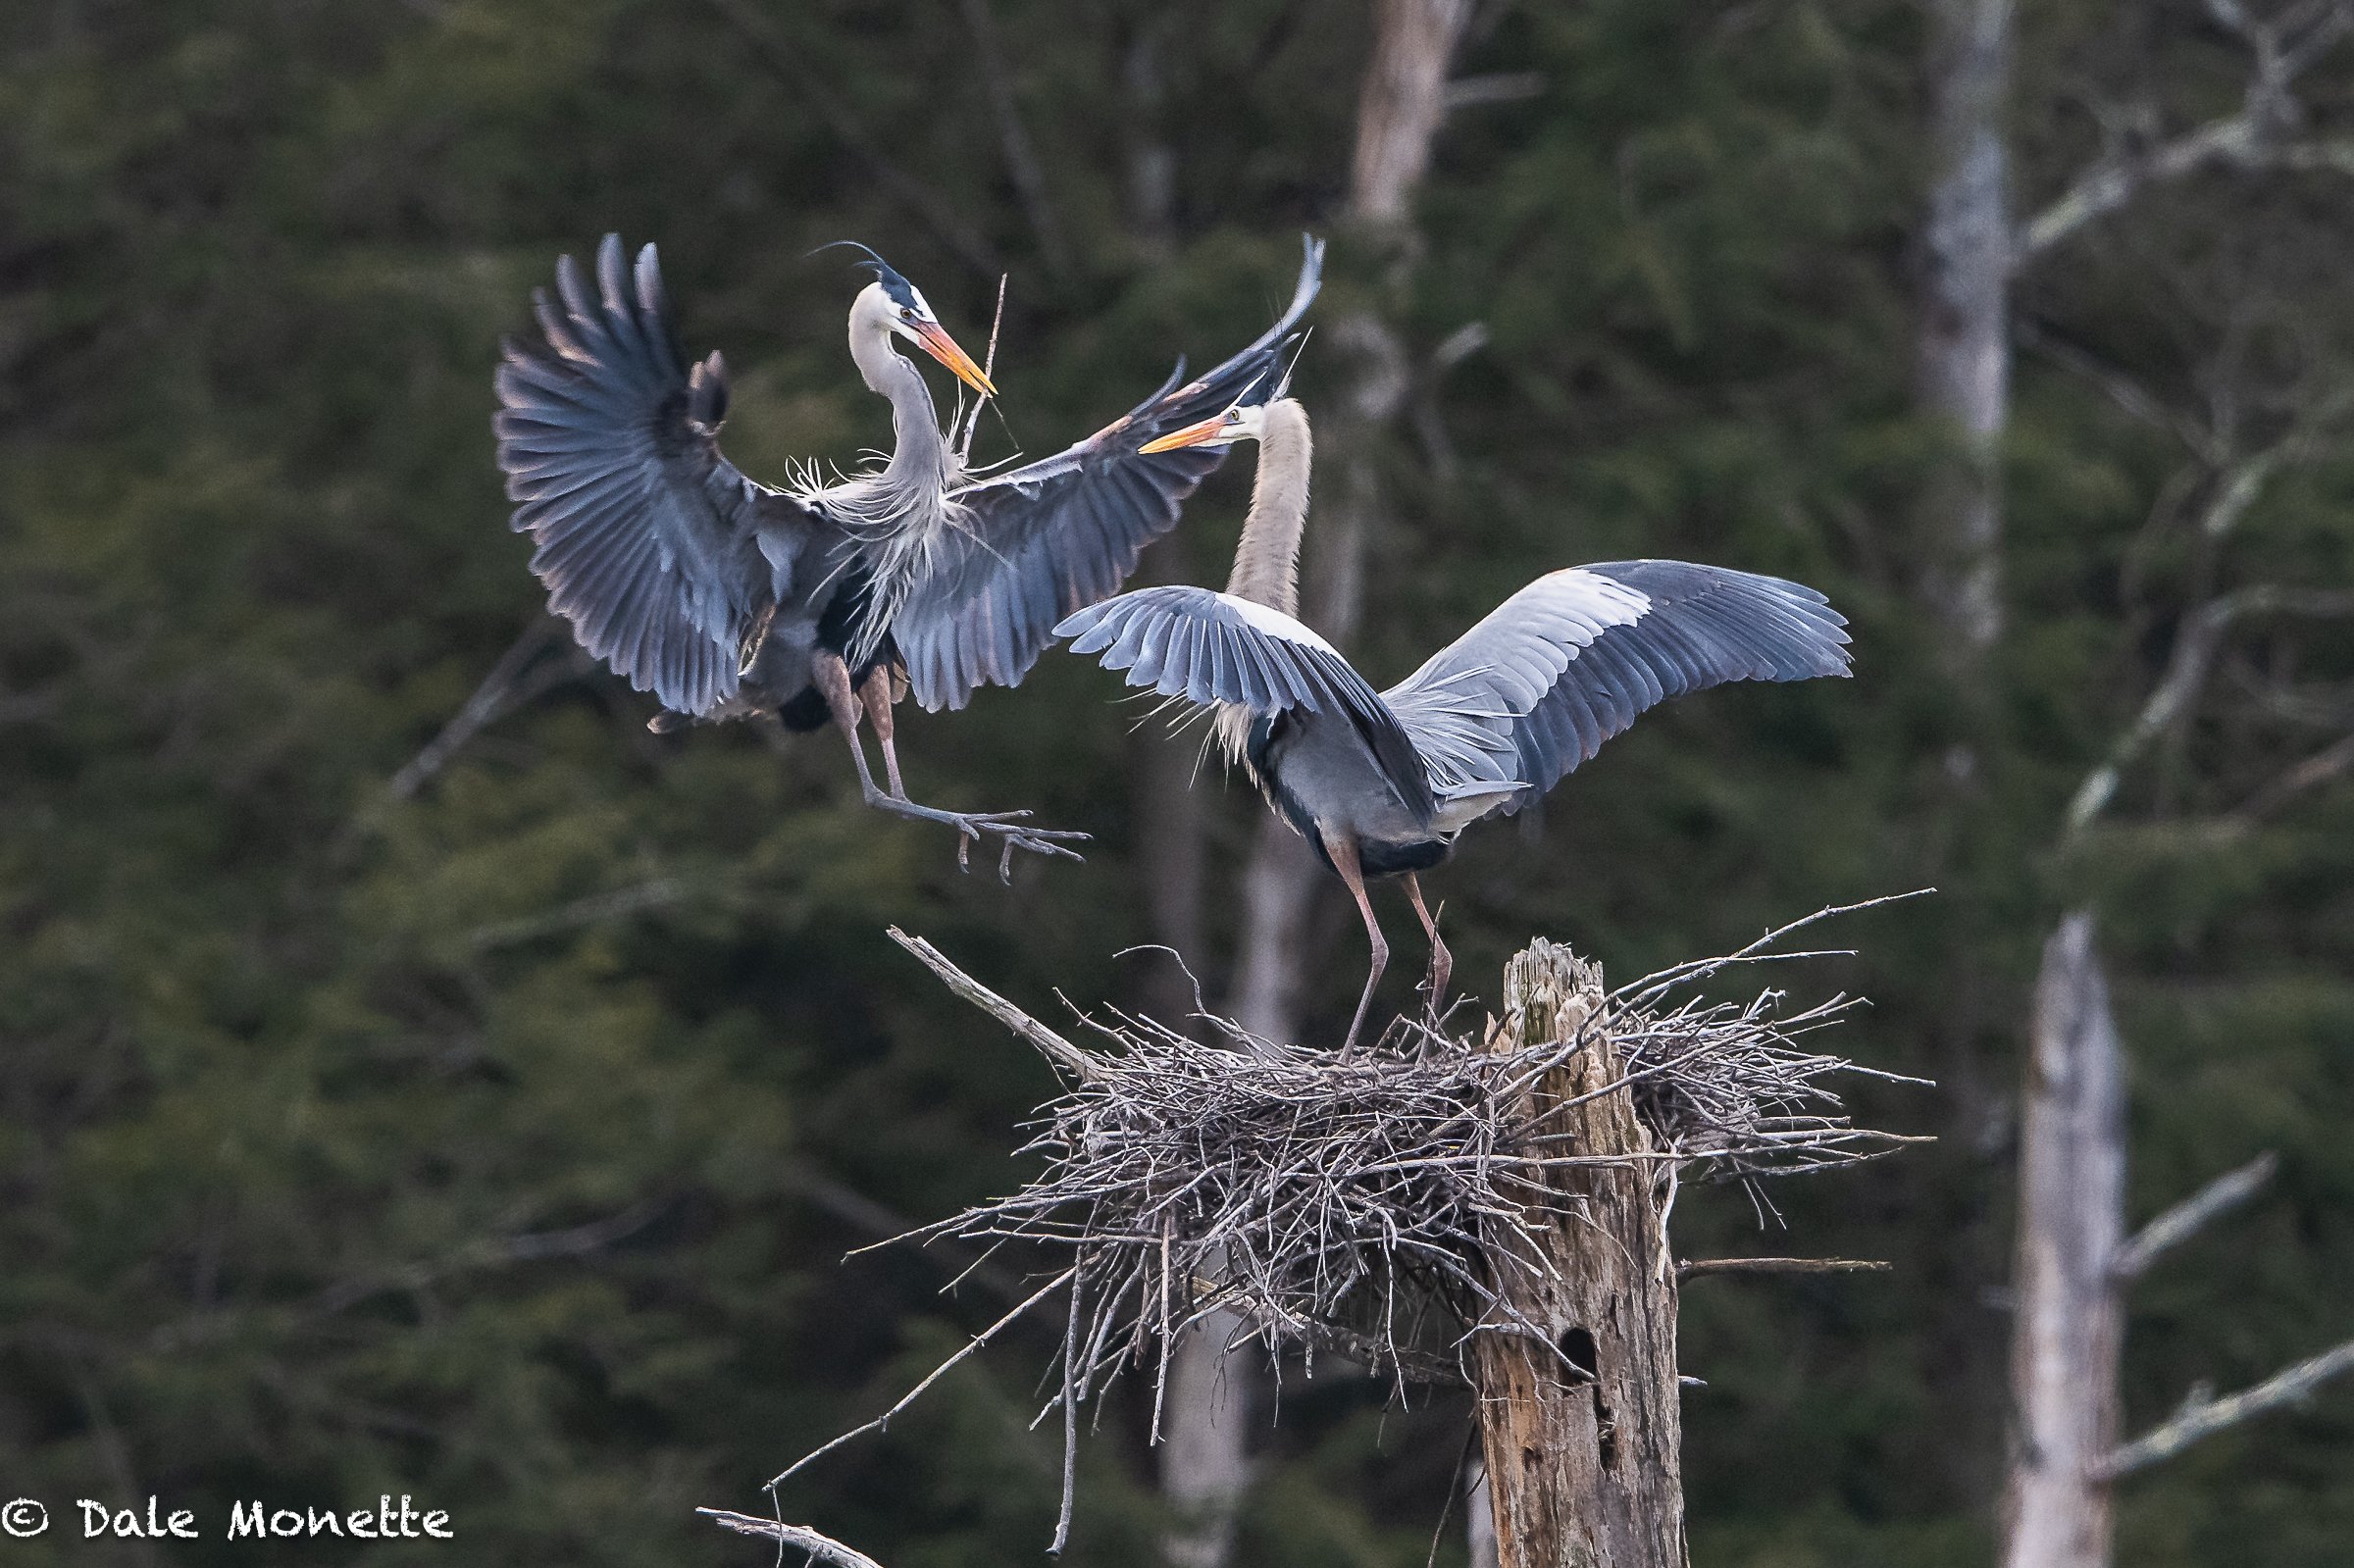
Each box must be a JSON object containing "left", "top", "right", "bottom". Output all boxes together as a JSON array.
[
  {"left": 1917, "top": 0, "right": 2013, "bottom": 659},
  {"left": 2001, "top": 913, "right": 2125, "bottom": 1568},
  {"left": 1472, "top": 939, "right": 1688, "bottom": 1568}
]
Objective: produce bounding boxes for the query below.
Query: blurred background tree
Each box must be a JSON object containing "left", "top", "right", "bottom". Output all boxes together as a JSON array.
[{"left": 1, "top": 2, "right": 2349, "bottom": 1566}]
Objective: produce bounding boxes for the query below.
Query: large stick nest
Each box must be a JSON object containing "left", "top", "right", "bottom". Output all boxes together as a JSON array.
[{"left": 772, "top": 902, "right": 1927, "bottom": 1540}]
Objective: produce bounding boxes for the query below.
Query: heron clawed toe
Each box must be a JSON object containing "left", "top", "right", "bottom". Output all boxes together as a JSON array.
[{"left": 857, "top": 789, "right": 1090, "bottom": 880}]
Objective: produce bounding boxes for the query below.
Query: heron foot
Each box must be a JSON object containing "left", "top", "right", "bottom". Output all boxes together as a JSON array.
[{"left": 862, "top": 789, "right": 1089, "bottom": 881}]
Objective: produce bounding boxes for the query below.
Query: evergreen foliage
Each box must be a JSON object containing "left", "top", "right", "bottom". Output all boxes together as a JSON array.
[{"left": 2, "top": 2, "right": 2348, "bottom": 1563}]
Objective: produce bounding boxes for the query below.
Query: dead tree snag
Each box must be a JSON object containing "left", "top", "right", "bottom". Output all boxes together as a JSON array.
[{"left": 1471, "top": 940, "right": 1688, "bottom": 1568}]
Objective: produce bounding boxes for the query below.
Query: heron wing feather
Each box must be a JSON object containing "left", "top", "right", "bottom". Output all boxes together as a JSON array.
[
  {"left": 1381, "top": 561, "right": 1850, "bottom": 815},
  {"left": 1055, "top": 585, "right": 1433, "bottom": 819},
  {"left": 494, "top": 233, "right": 822, "bottom": 717},
  {"left": 893, "top": 239, "right": 1326, "bottom": 712}
]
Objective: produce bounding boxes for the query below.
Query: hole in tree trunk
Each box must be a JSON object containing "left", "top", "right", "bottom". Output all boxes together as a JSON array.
[
  {"left": 1557, "top": 1326, "right": 1617, "bottom": 1468},
  {"left": 1557, "top": 1325, "right": 1598, "bottom": 1382}
]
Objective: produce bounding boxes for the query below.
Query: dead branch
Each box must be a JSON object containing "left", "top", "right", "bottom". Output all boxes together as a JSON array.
[
  {"left": 2017, "top": 318, "right": 2209, "bottom": 451},
  {"left": 2020, "top": 0, "right": 2354, "bottom": 261},
  {"left": 766, "top": 1267, "right": 1075, "bottom": 1489},
  {"left": 2226, "top": 730, "right": 2354, "bottom": 826},
  {"left": 150, "top": 1200, "right": 668, "bottom": 1353},
  {"left": 386, "top": 621, "right": 588, "bottom": 802},
  {"left": 2065, "top": 586, "right": 2354, "bottom": 835},
  {"left": 700, "top": 0, "right": 1000, "bottom": 277},
  {"left": 2223, "top": 663, "right": 2354, "bottom": 729},
  {"left": 1442, "top": 73, "right": 1544, "bottom": 111},
  {"left": 955, "top": 0, "right": 1071, "bottom": 276},
  {"left": 464, "top": 877, "right": 696, "bottom": 951},
  {"left": 2098, "top": 1338, "right": 2354, "bottom": 1479},
  {"left": 887, "top": 927, "right": 1098, "bottom": 1082},
  {"left": 698, "top": 1510, "right": 888, "bottom": 1568},
  {"left": 1677, "top": 1257, "right": 1892, "bottom": 1280},
  {"left": 2113, "top": 1151, "right": 2277, "bottom": 1281}
]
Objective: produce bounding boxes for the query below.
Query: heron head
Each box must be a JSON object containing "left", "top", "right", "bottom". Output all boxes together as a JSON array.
[
  {"left": 827, "top": 243, "right": 997, "bottom": 395},
  {"left": 1138, "top": 399, "right": 1271, "bottom": 454}
]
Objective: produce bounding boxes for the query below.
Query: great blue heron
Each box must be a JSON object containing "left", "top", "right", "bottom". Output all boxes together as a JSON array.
[
  {"left": 493, "top": 234, "right": 1322, "bottom": 870},
  {"left": 1055, "top": 397, "right": 1853, "bottom": 1046}
]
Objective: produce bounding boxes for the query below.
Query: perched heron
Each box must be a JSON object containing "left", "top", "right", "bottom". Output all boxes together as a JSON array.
[
  {"left": 1055, "top": 398, "right": 1853, "bottom": 1046},
  {"left": 494, "top": 234, "right": 1322, "bottom": 870}
]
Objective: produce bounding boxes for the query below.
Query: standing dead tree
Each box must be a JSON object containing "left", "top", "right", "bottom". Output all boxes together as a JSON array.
[
  {"left": 2002, "top": 915, "right": 2354, "bottom": 1568},
  {"left": 1466, "top": 941, "right": 1689, "bottom": 1567},
  {"left": 723, "top": 907, "right": 1925, "bottom": 1566}
]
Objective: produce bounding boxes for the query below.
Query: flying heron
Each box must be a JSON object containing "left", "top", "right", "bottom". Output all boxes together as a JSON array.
[
  {"left": 493, "top": 234, "right": 1322, "bottom": 871},
  {"left": 1055, "top": 397, "right": 1853, "bottom": 1047}
]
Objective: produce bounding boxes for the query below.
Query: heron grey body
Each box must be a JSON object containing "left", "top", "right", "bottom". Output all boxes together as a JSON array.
[
  {"left": 494, "top": 233, "right": 1323, "bottom": 867},
  {"left": 1056, "top": 396, "right": 1853, "bottom": 1042}
]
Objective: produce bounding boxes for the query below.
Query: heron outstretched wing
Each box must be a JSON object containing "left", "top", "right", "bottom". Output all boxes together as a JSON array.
[
  {"left": 1055, "top": 584, "right": 1432, "bottom": 819},
  {"left": 494, "top": 233, "right": 822, "bottom": 717},
  {"left": 893, "top": 239, "right": 1325, "bottom": 713},
  {"left": 1381, "top": 561, "right": 1852, "bottom": 814}
]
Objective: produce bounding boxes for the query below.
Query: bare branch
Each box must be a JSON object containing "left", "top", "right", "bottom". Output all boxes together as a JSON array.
[
  {"left": 2099, "top": 1338, "right": 2354, "bottom": 1478},
  {"left": 2114, "top": 1152, "right": 2277, "bottom": 1281},
  {"left": 699, "top": 0, "right": 1001, "bottom": 277},
  {"left": 1677, "top": 1257, "right": 1892, "bottom": 1280},
  {"left": 765, "top": 1267, "right": 1075, "bottom": 1488},
  {"left": 465, "top": 878, "right": 696, "bottom": 951},
  {"left": 2066, "top": 586, "right": 2354, "bottom": 835},
  {"left": 2017, "top": 319, "right": 2208, "bottom": 451},
  {"left": 888, "top": 927, "right": 1099, "bottom": 1082},
  {"left": 955, "top": 0, "right": 1072, "bottom": 277},
  {"left": 2019, "top": 3, "right": 2354, "bottom": 261},
  {"left": 2229, "top": 729, "right": 2354, "bottom": 824},
  {"left": 954, "top": 273, "right": 1007, "bottom": 466},
  {"left": 698, "top": 1511, "right": 889, "bottom": 1568},
  {"left": 386, "top": 621, "right": 587, "bottom": 802},
  {"left": 1443, "top": 72, "right": 1544, "bottom": 112},
  {"left": 154, "top": 1200, "right": 669, "bottom": 1352},
  {"left": 2223, "top": 664, "right": 2354, "bottom": 728}
]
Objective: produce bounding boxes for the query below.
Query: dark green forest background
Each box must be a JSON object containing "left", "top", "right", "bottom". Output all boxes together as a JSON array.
[{"left": 4, "top": 1, "right": 2351, "bottom": 1564}]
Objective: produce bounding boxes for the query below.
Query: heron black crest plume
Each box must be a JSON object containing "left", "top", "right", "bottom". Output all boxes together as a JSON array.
[
  {"left": 493, "top": 230, "right": 1326, "bottom": 874},
  {"left": 806, "top": 239, "right": 918, "bottom": 305}
]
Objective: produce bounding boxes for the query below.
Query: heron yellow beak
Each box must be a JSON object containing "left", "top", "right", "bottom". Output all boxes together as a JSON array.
[
  {"left": 1138, "top": 416, "right": 1229, "bottom": 455},
  {"left": 912, "top": 320, "right": 997, "bottom": 396}
]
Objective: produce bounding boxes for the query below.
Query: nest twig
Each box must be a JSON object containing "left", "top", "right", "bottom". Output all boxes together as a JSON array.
[{"left": 768, "top": 899, "right": 1932, "bottom": 1547}]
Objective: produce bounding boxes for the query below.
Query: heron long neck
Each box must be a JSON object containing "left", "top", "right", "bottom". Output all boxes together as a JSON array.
[
  {"left": 848, "top": 321, "right": 953, "bottom": 500},
  {"left": 1224, "top": 399, "right": 1312, "bottom": 617}
]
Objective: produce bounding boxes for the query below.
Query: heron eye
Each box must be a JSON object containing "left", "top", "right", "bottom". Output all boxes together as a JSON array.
[{"left": 899, "top": 308, "right": 915, "bottom": 321}]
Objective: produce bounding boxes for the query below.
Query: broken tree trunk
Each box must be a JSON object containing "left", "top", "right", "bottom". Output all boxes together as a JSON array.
[
  {"left": 2002, "top": 912, "right": 2125, "bottom": 1568},
  {"left": 1471, "top": 939, "right": 1688, "bottom": 1568}
]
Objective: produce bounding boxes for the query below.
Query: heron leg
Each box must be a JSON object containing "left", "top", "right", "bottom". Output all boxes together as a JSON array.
[
  {"left": 1404, "top": 873, "right": 1451, "bottom": 1010},
  {"left": 815, "top": 648, "right": 884, "bottom": 794},
  {"left": 858, "top": 666, "right": 908, "bottom": 799},
  {"left": 813, "top": 651, "right": 1087, "bottom": 878},
  {"left": 1327, "top": 835, "right": 1389, "bottom": 1056}
]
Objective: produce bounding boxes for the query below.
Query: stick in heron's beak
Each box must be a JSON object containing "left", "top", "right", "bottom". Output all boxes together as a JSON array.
[
  {"left": 1138, "top": 416, "right": 1229, "bottom": 455},
  {"left": 912, "top": 321, "right": 997, "bottom": 395}
]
